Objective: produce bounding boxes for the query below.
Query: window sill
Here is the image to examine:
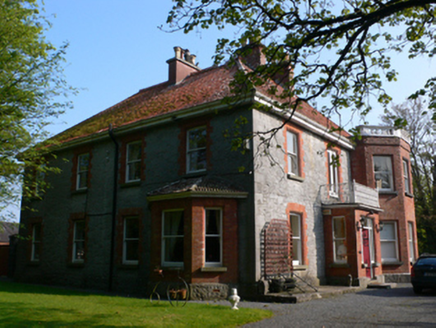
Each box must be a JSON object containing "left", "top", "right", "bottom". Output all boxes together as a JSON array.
[
  {"left": 68, "top": 262, "right": 85, "bottom": 268},
  {"left": 117, "top": 263, "right": 139, "bottom": 270},
  {"left": 329, "top": 263, "right": 350, "bottom": 268},
  {"left": 120, "top": 181, "right": 141, "bottom": 188},
  {"left": 287, "top": 174, "right": 304, "bottom": 182},
  {"left": 293, "top": 265, "right": 308, "bottom": 271},
  {"left": 405, "top": 192, "right": 414, "bottom": 198},
  {"left": 161, "top": 265, "right": 184, "bottom": 271},
  {"left": 378, "top": 190, "right": 398, "bottom": 196},
  {"left": 201, "top": 266, "right": 227, "bottom": 273},
  {"left": 382, "top": 261, "right": 403, "bottom": 266},
  {"left": 71, "top": 189, "right": 87, "bottom": 196},
  {"left": 182, "top": 171, "right": 207, "bottom": 179}
]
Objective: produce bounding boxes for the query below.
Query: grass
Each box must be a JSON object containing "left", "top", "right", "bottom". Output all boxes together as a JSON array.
[{"left": 0, "top": 281, "right": 273, "bottom": 327}]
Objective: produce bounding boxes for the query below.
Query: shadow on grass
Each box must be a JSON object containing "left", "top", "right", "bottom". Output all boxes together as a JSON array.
[
  {"left": 0, "top": 301, "right": 127, "bottom": 327},
  {"left": 0, "top": 281, "right": 91, "bottom": 297}
]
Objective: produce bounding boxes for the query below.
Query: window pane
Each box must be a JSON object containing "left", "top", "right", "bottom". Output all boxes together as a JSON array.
[
  {"left": 373, "top": 156, "right": 393, "bottom": 190},
  {"left": 32, "top": 243, "right": 40, "bottom": 261},
  {"left": 290, "top": 215, "right": 300, "bottom": 238},
  {"left": 188, "top": 149, "right": 206, "bottom": 172},
  {"left": 380, "top": 222, "right": 395, "bottom": 240},
  {"left": 188, "top": 128, "right": 207, "bottom": 149},
  {"left": 206, "top": 210, "right": 220, "bottom": 235},
  {"left": 375, "top": 173, "right": 391, "bottom": 189},
  {"left": 77, "top": 172, "right": 87, "bottom": 189},
  {"left": 127, "top": 143, "right": 141, "bottom": 161},
  {"left": 127, "top": 162, "right": 141, "bottom": 181},
  {"left": 74, "top": 241, "right": 85, "bottom": 260},
  {"left": 74, "top": 221, "right": 85, "bottom": 240},
  {"left": 125, "top": 218, "right": 139, "bottom": 239},
  {"left": 164, "top": 237, "right": 184, "bottom": 262},
  {"left": 125, "top": 240, "right": 139, "bottom": 261},
  {"left": 333, "top": 218, "right": 345, "bottom": 239},
  {"left": 78, "top": 154, "right": 89, "bottom": 171},
  {"left": 287, "top": 131, "right": 296, "bottom": 154},
  {"left": 163, "top": 211, "right": 184, "bottom": 236},
  {"left": 334, "top": 240, "right": 347, "bottom": 261},
  {"left": 205, "top": 236, "right": 220, "bottom": 262},
  {"left": 33, "top": 224, "right": 41, "bottom": 242},
  {"left": 381, "top": 241, "right": 397, "bottom": 259}
]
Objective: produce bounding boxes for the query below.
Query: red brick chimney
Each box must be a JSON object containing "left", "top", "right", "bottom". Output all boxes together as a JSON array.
[
  {"left": 239, "top": 43, "right": 266, "bottom": 70},
  {"left": 167, "top": 46, "right": 200, "bottom": 85}
]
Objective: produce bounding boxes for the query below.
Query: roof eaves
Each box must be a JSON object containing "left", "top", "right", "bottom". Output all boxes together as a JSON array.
[{"left": 52, "top": 92, "right": 256, "bottom": 152}]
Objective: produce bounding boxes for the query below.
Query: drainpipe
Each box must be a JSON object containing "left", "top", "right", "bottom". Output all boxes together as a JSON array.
[{"left": 108, "top": 124, "right": 119, "bottom": 292}]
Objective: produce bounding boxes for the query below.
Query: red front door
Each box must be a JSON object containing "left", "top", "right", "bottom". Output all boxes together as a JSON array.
[{"left": 362, "top": 229, "right": 371, "bottom": 278}]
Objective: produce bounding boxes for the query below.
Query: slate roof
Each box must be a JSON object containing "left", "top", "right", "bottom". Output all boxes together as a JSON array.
[
  {"left": 54, "top": 57, "right": 350, "bottom": 145},
  {"left": 0, "top": 222, "right": 18, "bottom": 244},
  {"left": 147, "top": 176, "right": 246, "bottom": 197}
]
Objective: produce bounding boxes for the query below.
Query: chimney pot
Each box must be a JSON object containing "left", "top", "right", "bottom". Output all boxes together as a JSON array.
[{"left": 174, "top": 46, "right": 182, "bottom": 59}]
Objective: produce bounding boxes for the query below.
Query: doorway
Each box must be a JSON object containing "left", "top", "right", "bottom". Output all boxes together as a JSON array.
[{"left": 361, "top": 217, "right": 375, "bottom": 279}]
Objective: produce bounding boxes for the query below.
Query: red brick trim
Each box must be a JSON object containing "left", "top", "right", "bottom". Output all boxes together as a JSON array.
[
  {"left": 27, "top": 217, "right": 43, "bottom": 263},
  {"left": 115, "top": 207, "right": 144, "bottom": 266},
  {"left": 283, "top": 123, "right": 305, "bottom": 178},
  {"left": 285, "top": 203, "right": 307, "bottom": 265},
  {"left": 178, "top": 118, "right": 213, "bottom": 176},
  {"left": 71, "top": 146, "right": 93, "bottom": 192},
  {"left": 118, "top": 134, "right": 146, "bottom": 185},
  {"left": 67, "top": 212, "right": 89, "bottom": 264}
]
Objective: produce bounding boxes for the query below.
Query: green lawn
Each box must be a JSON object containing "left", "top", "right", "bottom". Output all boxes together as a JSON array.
[{"left": 0, "top": 281, "right": 273, "bottom": 327}]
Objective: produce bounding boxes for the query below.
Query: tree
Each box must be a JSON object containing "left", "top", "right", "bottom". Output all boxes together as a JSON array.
[
  {"left": 167, "top": 0, "right": 436, "bottom": 129},
  {"left": 0, "top": 0, "right": 74, "bottom": 220},
  {"left": 381, "top": 97, "right": 436, "bottom": 253}
]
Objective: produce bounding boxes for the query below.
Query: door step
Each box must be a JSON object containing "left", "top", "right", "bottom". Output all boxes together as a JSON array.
[{"left": 367, "top": 283, "right": 395, "bottom": 289}]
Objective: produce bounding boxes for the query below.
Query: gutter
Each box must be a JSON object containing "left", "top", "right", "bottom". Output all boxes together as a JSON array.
[{"left": 108, "top": 124, "right": 119, "bottom": 292}]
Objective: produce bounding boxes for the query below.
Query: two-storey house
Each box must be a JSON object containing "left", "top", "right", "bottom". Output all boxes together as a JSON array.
[{"left": 14, "top": 45, "right": 417, "bottom": 299}]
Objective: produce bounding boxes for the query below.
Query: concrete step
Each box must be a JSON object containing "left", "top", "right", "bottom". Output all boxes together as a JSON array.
[{"left": 367, "top": 282, "right": 396, "bottom": 289}]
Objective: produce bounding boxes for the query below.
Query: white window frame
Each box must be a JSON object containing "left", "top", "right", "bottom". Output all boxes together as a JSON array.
[
  {"left": 290, "top": 213, "right": 302, "bottom": 266},
  {"left": 162, "top": 210, "right": 184, "bottom": 267},
  {"left": 373, "top": 156, "right": 394, "bottom": 192},
  {"left": 31, "top": 223, "right": 41, "bottom": 262},
  {"left": 204, "top": 208, "right": 223, "bottom": 267},
  {"left": 286, "top": 130, "right": 299, "bottom": 176},
  {"left": 380, "top": 221, "right": 399, "bottom": 263},
  {"left": 123, "top": 217, "right": 139, "bottom": 265},
  {"left": 403, "top": 159, "right": 411, "bottom": 194},
  {"left": 72, "top": 220, "right": 85, "bottom": 263},
  {"left": 333, "top": 216, "right": 347, "bottom": 264},
  {"left": 408, "top": 222, "right": 415, "bottom": 263},
  {"left": 76, "top": 153, "right": 90, "bottom": 190},
  {"left": 186, "top": 126, "right": 207, "bottom": 174},
  {"left": 327, "top": 150, "right": 339, "bottom": 197},
  {"left": 126, "top": 142, "right": 142, "bottom": 182}
]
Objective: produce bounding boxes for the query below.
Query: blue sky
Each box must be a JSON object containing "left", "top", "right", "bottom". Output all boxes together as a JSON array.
[
  {"left": 43, "top": 1, "right": 435, "bottom": 135},
  {"left": 3, "top": 1, "right": 435, "bottom": 221}
]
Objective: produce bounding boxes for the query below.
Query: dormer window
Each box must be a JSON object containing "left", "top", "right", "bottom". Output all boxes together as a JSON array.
[{"left": 187, "top": 126, "right": 207, "bottom": 173}]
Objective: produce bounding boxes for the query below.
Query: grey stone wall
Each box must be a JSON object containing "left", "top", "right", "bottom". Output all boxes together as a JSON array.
[{"left": 251, "top": 109, "right": 351, "bottom": 285}]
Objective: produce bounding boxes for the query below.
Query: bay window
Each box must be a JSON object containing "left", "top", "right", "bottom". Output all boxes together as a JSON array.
[
  {"left": 162, "top": 210, "right": 184, "bottom": 266},
  {"left": 373, "top": 156, "right": 393, "bottom": 191},
  {"left": 333, "top": 217, "right": 347, "bottom": 263},
  {"left": 380, "top": 221, "right": 399, "bottom": 263}
]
